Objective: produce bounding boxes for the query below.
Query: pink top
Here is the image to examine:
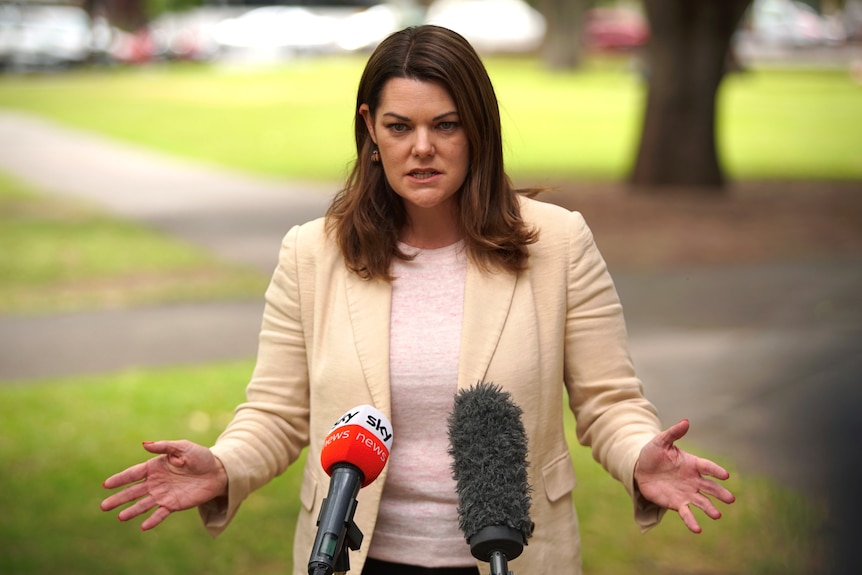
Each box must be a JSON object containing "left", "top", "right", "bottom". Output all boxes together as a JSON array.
[{"left": 366, "top": 240, "right": 475, "bottom": 567}]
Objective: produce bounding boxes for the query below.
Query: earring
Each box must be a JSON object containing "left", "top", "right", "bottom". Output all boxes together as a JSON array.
[{"left": 371, "top": 148, "right": 381, "bottom": 163}]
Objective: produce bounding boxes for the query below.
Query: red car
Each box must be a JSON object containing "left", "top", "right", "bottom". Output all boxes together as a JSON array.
[{"left": 583, "top": 7, "right": 649, "bottom": 51}]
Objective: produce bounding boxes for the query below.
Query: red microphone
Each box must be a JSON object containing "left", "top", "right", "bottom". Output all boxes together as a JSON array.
[{"left": 309, "top": 405, "right": 394, "bottom": 575}]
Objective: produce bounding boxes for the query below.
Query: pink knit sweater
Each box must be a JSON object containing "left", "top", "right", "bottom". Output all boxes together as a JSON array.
[{"left": 366, "top": 241, "right": 475, "bottom": 567}]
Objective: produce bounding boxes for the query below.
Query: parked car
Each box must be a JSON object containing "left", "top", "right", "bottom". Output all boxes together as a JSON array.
[
  {"left": 336, "top": 3, "right": 413, "bottom": 51},
  {"left": 582, "top": 6, "right": 649, "bottom": 52},
  {"left": 748, "top": 0, "right": 846, "bottom": 47},
  {"left": 147, "top": 7, "right": 247, "bottom": 62},
  {"left": 211, "top": 5, "right": 340, "bottom": 61},
  {"left": 209, "top": 2, "right": 417, "bottom": 62},
  {"left": 0, "top": 4, "right": 92, "bottom": 70},
  {"left": 424, "top": 0, "right": 546, "bottom": 54}
]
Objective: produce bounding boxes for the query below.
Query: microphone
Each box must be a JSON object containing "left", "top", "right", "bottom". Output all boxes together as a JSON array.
[
  {"left": 448, "top": 382, "right": 533, "bottom": 575},
  {"left": 308, "top": 405, "right": 394, "bottom": 575}
]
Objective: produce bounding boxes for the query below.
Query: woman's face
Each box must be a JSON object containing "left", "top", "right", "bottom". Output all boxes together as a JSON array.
[{"left": 360, "top": 78, "right": 470, "bottom": 227}]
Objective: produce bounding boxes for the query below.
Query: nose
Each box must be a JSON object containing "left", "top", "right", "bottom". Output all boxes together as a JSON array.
[{"left": 412, "top": 128, "right": 435, "bottom": 158}]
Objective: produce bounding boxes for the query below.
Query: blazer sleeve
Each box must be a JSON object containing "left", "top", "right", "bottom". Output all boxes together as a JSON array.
[
  {"left": 200, "top": 224, "right": 313, "bottom": 536},
  {"left": 562, "top": 211, "right": 666, "bottom": 530}
]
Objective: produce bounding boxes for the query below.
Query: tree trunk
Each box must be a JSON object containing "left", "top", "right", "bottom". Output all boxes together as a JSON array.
[
  {"left": 104, "top": 0, "right": 149, "bottom": 32},
  {"left": 630, "top": 0, "right": 751, "bottom": 190},
  {"left": 536, "top": 0, "right": 590, "bottom": 70}
]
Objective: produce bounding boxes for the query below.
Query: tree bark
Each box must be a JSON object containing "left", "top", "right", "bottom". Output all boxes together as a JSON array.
[
  {"left": 630, "top": 0, "right": 751, "bottom": 190},
  {"left": 535, "top": 0, "right": 590, "bottom": 70}
]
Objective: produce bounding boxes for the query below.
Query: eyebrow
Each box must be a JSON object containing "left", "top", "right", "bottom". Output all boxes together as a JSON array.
[{"left": 382, "top": 111, "right": 459, "bottom": 122}]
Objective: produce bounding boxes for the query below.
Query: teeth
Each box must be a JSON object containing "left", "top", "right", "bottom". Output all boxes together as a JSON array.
[{"left": 412, "top": 171, "right": 437, "bottom": 179}]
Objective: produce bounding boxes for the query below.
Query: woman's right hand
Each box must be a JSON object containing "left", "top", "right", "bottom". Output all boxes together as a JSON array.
[{"left": 100, "top": 440, "right": 228, "bottom": 531}]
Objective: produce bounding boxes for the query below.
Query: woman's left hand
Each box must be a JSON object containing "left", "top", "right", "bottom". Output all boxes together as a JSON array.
[{"left": 634, "top": 419, "right": 736, "bottom": 534}]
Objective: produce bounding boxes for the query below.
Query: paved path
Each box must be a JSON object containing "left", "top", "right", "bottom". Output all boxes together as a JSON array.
[
  {"left": 1, "top": 111, "right": 861, "bottom": 569},
  {"left": 0, "top": 112, "right": 333, "bottom": 273}
]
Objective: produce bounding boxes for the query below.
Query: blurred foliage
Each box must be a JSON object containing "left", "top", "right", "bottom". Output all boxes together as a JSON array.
[{"left": 146, "top": 0, "right": 206, "bottom": 20}]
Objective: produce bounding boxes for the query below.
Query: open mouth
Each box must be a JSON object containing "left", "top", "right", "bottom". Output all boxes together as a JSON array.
[{"left": 409, "top": 170, "right": 441, "bottom": 180}]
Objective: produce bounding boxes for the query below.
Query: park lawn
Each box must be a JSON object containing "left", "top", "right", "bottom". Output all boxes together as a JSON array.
[
  {"left": 0, "top": 57, "right": 859, "bottom": 182},
  {"left": 0, "top": 172, "right": 266, "bottom": 315},
  {"left": 0, "top": 360, "right": 829, "bottom": 575}
]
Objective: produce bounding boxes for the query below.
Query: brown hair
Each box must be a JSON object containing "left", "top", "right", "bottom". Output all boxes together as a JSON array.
[{"left": 325, "top": 25, "right": 538, "bottom": 281}]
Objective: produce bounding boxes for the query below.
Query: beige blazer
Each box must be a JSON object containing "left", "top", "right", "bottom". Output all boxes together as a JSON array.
[{"left": 203, "top": 196, "right": 664, "bottom": 575}]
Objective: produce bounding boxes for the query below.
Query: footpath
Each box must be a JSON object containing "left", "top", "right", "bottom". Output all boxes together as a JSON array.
[{"left": 1, "top": 111, "right": 861, "bottom": 567}]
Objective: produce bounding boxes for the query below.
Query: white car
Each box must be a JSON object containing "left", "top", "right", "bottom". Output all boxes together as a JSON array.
[
  {"left": 424, "top": 0, "right": 546, "bottom": 53},
  {"left": 211, "top": 3, "right": 418, "bottom": 62},
  {"left": 0, "top": 4, "right": 92, "bottom": 70},
  {"left": 212, "top": 5, "right": 341, "bottom": 63}
]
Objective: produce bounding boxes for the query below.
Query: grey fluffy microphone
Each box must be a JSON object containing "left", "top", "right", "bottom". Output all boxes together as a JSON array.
[{"left": 448, "top": 381, "right": 533, "bottom": 575}]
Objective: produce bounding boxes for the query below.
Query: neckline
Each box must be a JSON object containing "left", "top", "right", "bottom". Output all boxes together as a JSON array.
[{"left": 399, "top": 239, "right": 464, "bottom": 252}]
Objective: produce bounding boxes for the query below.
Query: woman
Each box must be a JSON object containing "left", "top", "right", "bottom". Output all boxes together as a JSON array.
[{"left": 101, "top": 25, "right": 734, "bottom": 575}]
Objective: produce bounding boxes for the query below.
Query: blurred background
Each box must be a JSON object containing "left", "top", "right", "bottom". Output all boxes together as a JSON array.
[
  {"left": 1, "top": 1, "right": 861, "bottom": 574},
  {"left": 0, "top": 0, "right": 860, "bottom": 71}
]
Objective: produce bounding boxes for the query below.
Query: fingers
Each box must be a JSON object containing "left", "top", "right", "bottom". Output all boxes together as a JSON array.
[
  {"left": 141, "top": 440, "right": 182, "bottom": 456},
  {"left": 141, "top": 506, "right": 172, "bottom": 531},
  {"left": 674, "top": 487, "right": 732, "bottom": 534},
  {"left": 697, "top": 455, "right": 731, "bottom": 480},
  {"left": 102, "top": 440, "right": 186, "bottom": 492},
  {"left": 100, "top": 480, "right": 150, "bottom": 512},
  {"left": 699, "top": 479, "right": 736, "bottom": 505},
  {"left": 695, "top": 458, "right": 736, "bottom": 504},
  {"left": 102, "top": 460, "right": 149, "bottom": 490},
  {"left": 117, "top": 494, "right": 159, "bottom": 522},
  {"left": 692, "top": 492, "right": 722, "bottom": 521},
  {"left": 100, "top": 440, "right": 186, "bottom": 531},
  {"left": 100, "top": 471, "right": 173, "bottom": 530},
  {"left": 101, "top": 441, "right": 171, "bottom": 490},
  {"left": 677, "top": 504, "right": 703, "bottom": 534},
  {"left": 659, "top": 418, "right": 690, "bottom": 445}
]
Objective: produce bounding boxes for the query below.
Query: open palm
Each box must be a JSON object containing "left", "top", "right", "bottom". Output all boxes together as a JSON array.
[
  {"left": 635, "top": 419, "right": 736, "bottom": 533},
  {"left": 100, "top": 440, "right": 228, "bottom": 531}
]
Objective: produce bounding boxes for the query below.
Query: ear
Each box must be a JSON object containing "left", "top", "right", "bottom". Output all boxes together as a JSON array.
[{"left": 358, "top": 104, "right": 377, "bottom": 145}]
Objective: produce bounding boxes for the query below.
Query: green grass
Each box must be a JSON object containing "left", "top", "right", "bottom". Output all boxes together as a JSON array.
[
  {"left": 0, "top": 57, "right": 859, "bottom": 181},
  {"left": 0, "top": 361, "right": 302, "bottom": 574},
  {"left": 0, "top": 362, "right": 830, "bottom": 575},
  {"left": 718, "top": 67, "right": 862, "bottom": 180},
  {"left": 0, "top": 172, "right": 266, "bottom": 315}
]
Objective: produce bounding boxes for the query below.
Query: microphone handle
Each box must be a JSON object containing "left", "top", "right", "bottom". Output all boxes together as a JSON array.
[{"left": 307, "top": 463, "right": 364, "bottom": 575}]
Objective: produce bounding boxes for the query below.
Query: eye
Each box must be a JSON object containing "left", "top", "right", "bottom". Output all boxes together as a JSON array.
[
  {"left": 386, "top": 123, "right": 409, "bottom": 134},
  {"left": 438, "top": 121, "right": 458, "bottom": 132}
]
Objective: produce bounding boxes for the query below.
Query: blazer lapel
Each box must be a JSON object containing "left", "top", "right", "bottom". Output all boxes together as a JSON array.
[
  {"left": 344, "top": 269, "right": 393, "bottom": 416},
  {"left": 343, "top": 261, "right": 517, "bottom": 409},
  {"left": 458, "top": 264, "right": 517, "bottom": 390}
]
